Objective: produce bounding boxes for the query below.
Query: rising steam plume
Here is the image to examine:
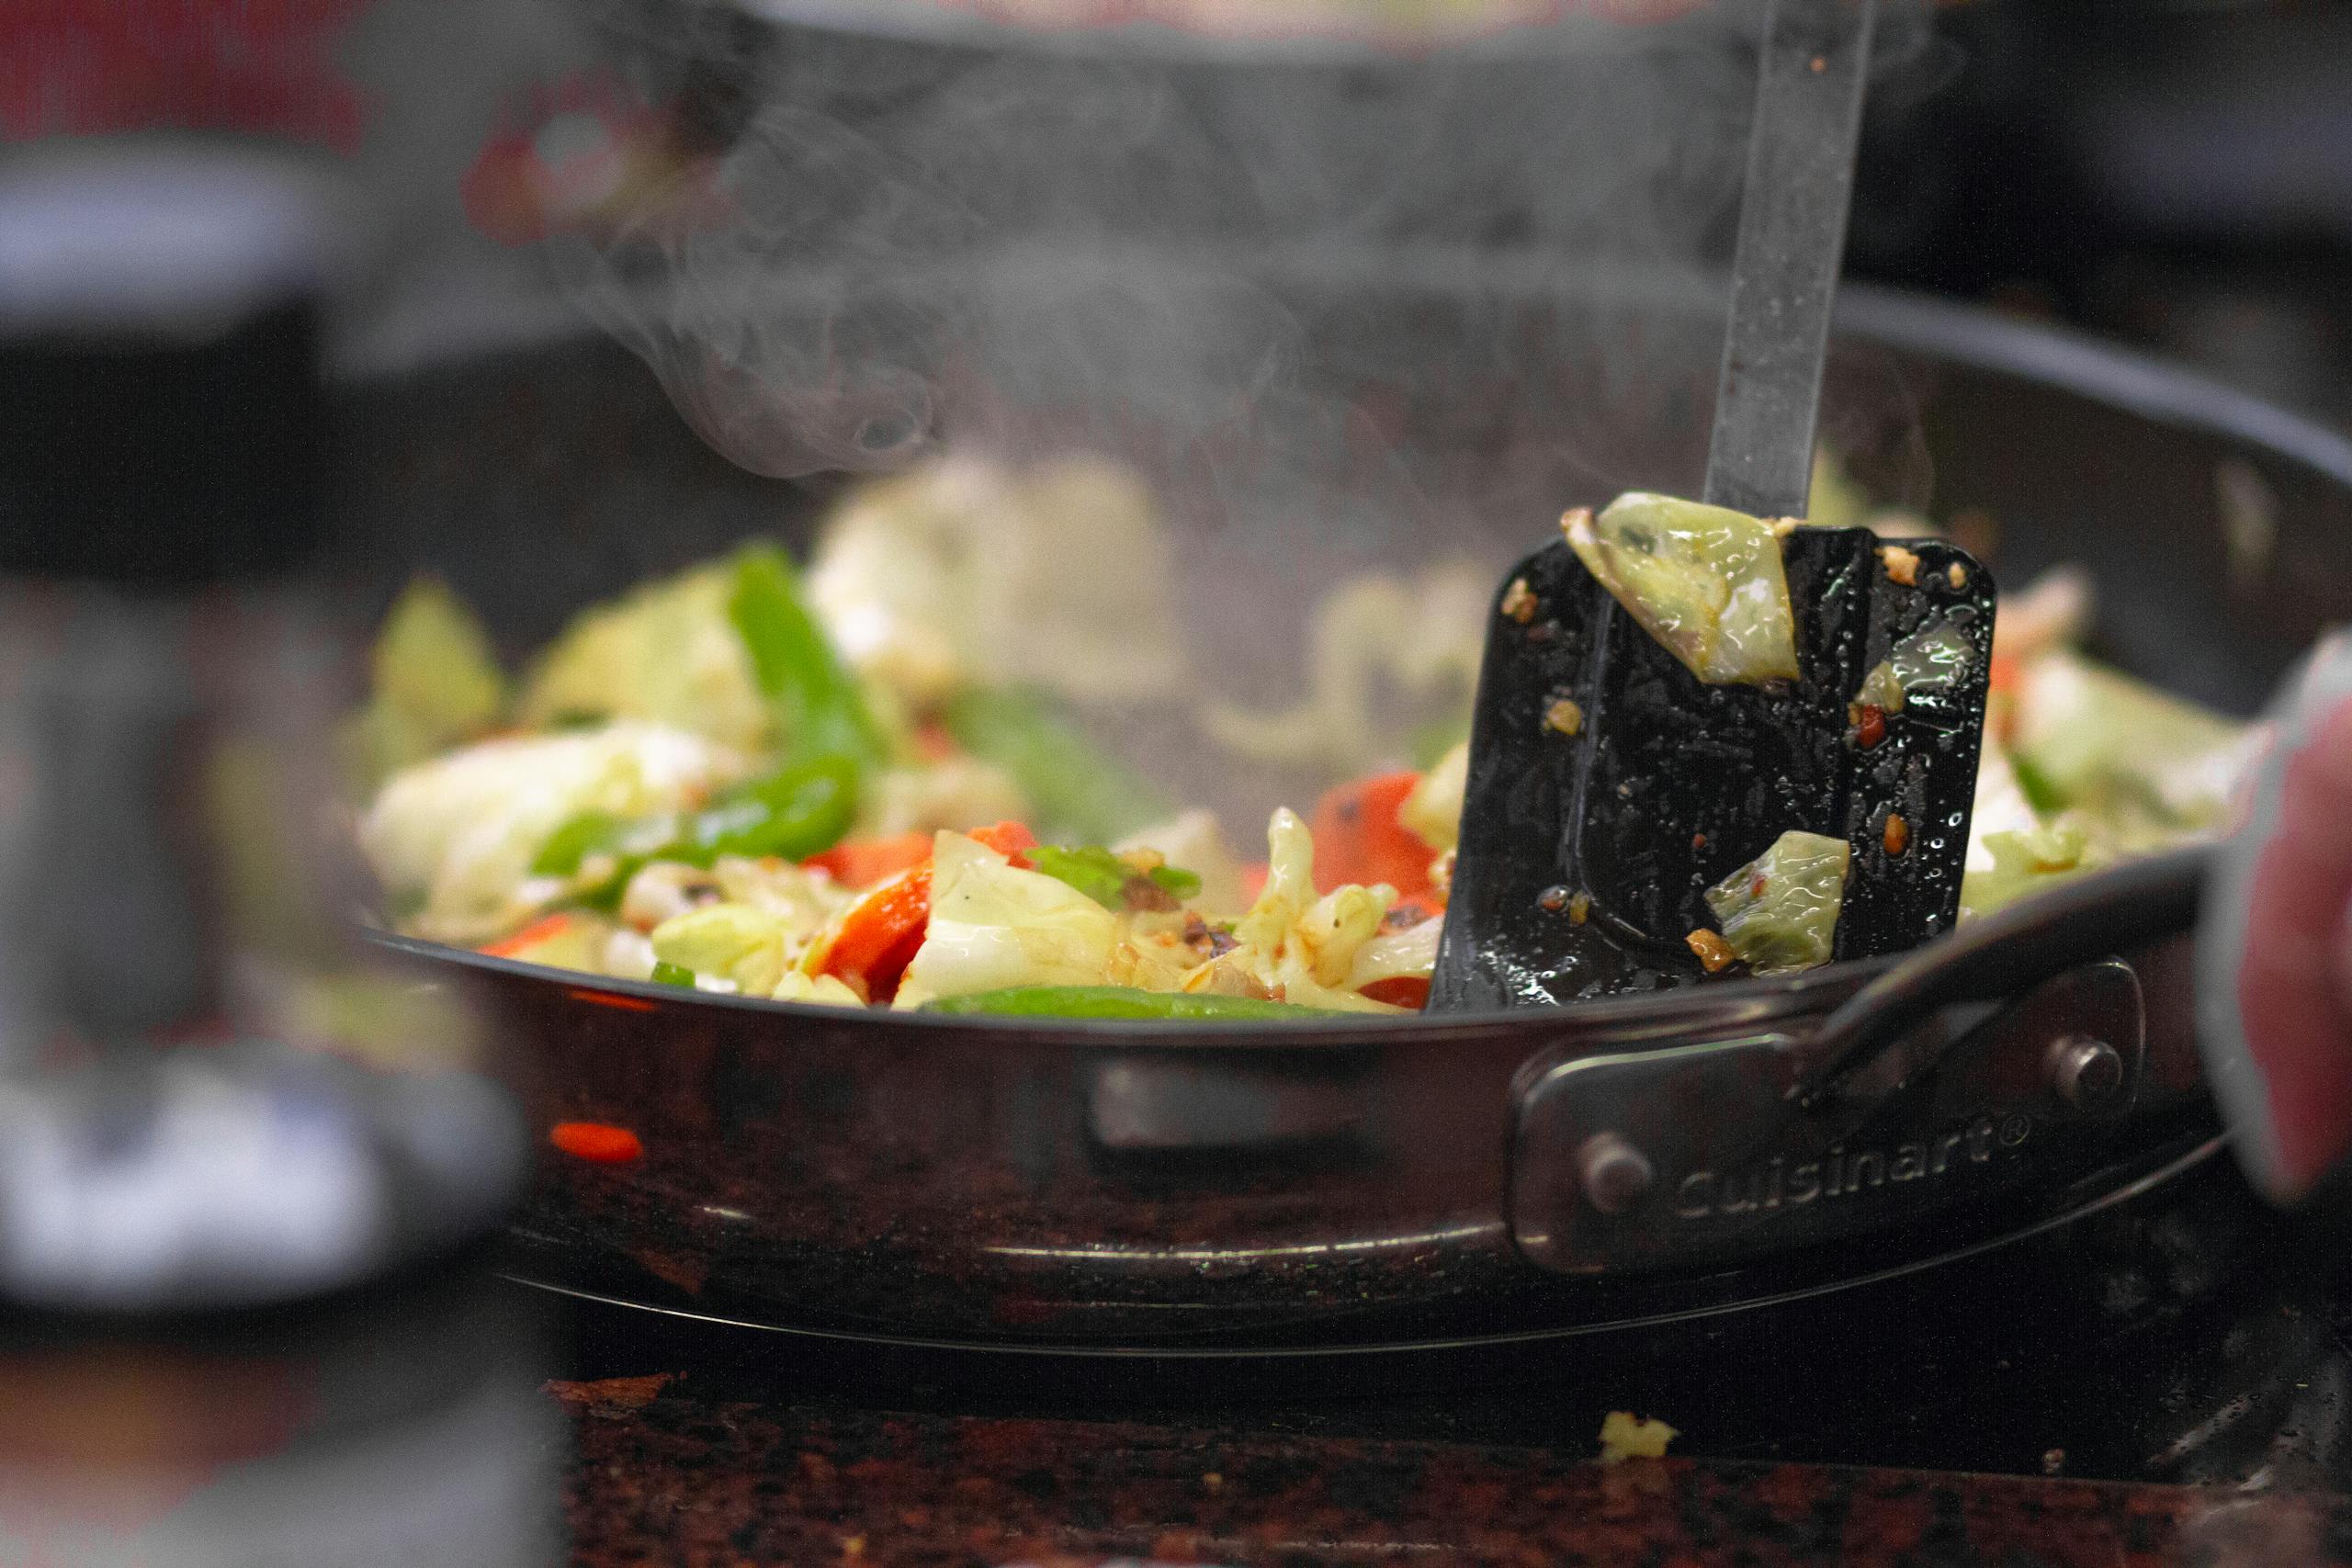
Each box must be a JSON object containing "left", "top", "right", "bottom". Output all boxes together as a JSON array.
[{"left": 550, "top": 0, "right": 1936, "bottom": 486}]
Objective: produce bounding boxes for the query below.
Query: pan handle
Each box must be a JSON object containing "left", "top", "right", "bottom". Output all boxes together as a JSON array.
[{"left": 1795, "top": 844, "right": 2211, "bottom": 1110}]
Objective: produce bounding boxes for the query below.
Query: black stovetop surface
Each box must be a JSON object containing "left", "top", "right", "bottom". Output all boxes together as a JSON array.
[{"left": 544, "top": 1154, "right": 2352, "bottom": 1490}]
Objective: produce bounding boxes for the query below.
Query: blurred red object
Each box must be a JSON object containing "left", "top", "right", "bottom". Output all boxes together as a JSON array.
[
  {"left": 461, "top": 72, "right": 724, "bottom": 245},
  {"left": 0, "top": 0, "right": 371, "bottom": 148}
]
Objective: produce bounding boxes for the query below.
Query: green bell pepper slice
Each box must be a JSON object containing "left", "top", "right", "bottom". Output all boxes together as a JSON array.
[
  {"left": 531, "top": 754, "right": 858, "bottom": 903},
  {"left": 923, "top": 986, "right": 1355, "bottom": 1021}
]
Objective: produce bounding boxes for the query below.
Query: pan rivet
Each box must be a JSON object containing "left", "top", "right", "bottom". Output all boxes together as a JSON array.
[
  {"left": 2048, "top": 1036, "right": 2122, "bottom": 1109},
  {"left": 1577, "top": 1132, "right": 1654, "bottom": 1214}
]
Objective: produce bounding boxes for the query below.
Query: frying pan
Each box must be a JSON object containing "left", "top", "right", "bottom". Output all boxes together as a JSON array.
[{"left": 337, "top": 254, "right": 2352, "bottom": 1352}]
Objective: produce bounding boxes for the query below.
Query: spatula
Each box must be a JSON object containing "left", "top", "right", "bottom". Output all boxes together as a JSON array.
[{"left": 1430, "top": 0, "right": 1996, "bottom": 1010}]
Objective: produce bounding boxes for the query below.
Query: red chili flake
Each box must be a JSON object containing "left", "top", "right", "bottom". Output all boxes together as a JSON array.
[
  {"left": 1855, "top": 705, "right": 1887, "bottom": 749},
  {"left": 1883, "top": 813, "right": 1911, "bottom": 856},
  {"left": 551, "top": 1122, "right": 643, "bottom": 1164},
  {"left": 1691, "top": 833, "right": 1708, "bottom": 852},
  {"left": 1750, "top": 874, "right": 1769, "bottom": 897}
]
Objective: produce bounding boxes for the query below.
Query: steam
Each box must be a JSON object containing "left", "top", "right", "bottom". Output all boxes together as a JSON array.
[{"left": 551, "top": 1, "right": 1937, "bottom": 487}]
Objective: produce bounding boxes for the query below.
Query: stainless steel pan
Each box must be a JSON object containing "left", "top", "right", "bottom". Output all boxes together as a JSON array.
[{"left": 339, "top": 263, "right": 2352, "bottom": 1351}]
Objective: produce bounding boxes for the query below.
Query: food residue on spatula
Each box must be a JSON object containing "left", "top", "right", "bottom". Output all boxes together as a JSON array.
[
  {"left": 1702, "top": 830, "right": 1852, "bottom": 976},
  {"left": 1431, "top": 486, "right": 1996, "bottom": 1008},
  {"left": 1561, "top": 492, "right": 1803, "bottom": 686}
]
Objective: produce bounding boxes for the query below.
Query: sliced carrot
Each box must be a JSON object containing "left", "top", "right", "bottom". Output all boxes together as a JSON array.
[
  {"left": 550, "top": 1122, "right": 643, "bottom": 1164},
  {"left": 1360, "top": 976, "right": 1430, "bottom": 1010},
  {"left": 814, "top": 823, "right": 1038, "bottom": 1001},
  {"left": 803, "top": 831, "right": 933, "bottom": 889},
  {"left": 820, "top": 866, "right": 933, "bottom": 999},
  {"left": 1309, "top": 771, "right": 1438, "bottom": 897},
  {"left": 967, "top": 819, "right": 1036, "bottom": 865},
  {"left": 480, "top": 911, "right": 574, "bottom": 959}
]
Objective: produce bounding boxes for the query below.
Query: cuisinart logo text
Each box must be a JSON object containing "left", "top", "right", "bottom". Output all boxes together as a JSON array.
[{"left": 1673, "top": 1113, "right": 2034, "bottom": 1221}]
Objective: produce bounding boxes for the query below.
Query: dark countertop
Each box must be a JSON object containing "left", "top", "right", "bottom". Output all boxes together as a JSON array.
[
  {"left": 537, "top": 1159, "right": 2352, "bottom": 1564},
  {"left": 550, "top": 1377, "right": 2352, "bottom": 1567}
]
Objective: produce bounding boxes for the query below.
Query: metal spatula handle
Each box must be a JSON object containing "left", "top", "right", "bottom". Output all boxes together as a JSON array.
[{"left": 1704, "top": 0, "right": 1878, "bottom": 520}]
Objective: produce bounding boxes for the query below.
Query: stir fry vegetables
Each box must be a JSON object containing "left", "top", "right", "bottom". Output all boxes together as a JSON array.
[
  {"left": 356, "top": 458, "right": 1454, "bottom": 1013},
  {"left": 356, "top": 457, "right": 2252, "bottom": 1011}
]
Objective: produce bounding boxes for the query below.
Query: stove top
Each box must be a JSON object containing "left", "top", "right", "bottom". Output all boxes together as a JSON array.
[{"left": 543, "top": 1155, "right": 2352, "bottom": 1491}]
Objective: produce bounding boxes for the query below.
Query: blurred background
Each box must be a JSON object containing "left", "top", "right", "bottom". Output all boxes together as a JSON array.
[
  {"left": 300, "top": 0, "right": 2352, "bottom": 435},
  {"left": 1849, "top": 2, "right": 2352, "bottom": 435},
  {"left": 6, "top": 0, "right": 2352, "bottom": 1562}
]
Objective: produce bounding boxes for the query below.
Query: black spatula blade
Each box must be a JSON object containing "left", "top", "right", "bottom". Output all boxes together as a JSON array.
[{"left": 1430, "top": 527, "right": 1994, "bottom": 1011}]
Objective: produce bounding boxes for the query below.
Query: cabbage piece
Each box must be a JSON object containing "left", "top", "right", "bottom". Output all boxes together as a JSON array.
[
  {"left": 1187, "top": 808, "right": 1403, "bottom": 1012},
  {"left": 601, "top": 928, "right": 658, "bottom": 982},
  {"left": 1959, "top": 819, "right": 2106, "bottom": 922},
  {"left": 1563, "top": 493, "right": 1802, "bottom": 685},
  {"left": 771, "top": 971, "right": 865, "bottom": 1008},
  {"left": 808, "top": 456, "right": 1185, "bottom": 708},
  {"left": 517, "top": 564, "right": 770, "bottom": 755},
  {"left": 1702, "top": 830, "right": 1850, "bottom": 975},
  {"left": 1399, "top": 739, "right": 1468, "bottom": 853},
  {"left": 344, "top": 578, "right": 507, "bottom": 787},
  {"left": 1856, "top": 621, "right": 1975, "bottom": 715},
  {"left": 1199, "top": 560, "right": 1489, "bottom": 774},
  {"left": 360, "top": 722, "right": 742, "bottom": 945},
  {"left": 2011, "top": 652, "right": 2250, "bottom": 831},
  {"left": 649, "top": 904, "right": 791, "bottom": 995},
  {"left": 1345, "top": 913, "right": 1441, "bottom": 994},
  {"left": 896, "top": 829, "right": 1122, "bottom": 1005},
  {"left": 711, "top": 854, "right": 852, "bottom": 936},
  {"left": 502, "top": 915, "right": 615, "bottom": 973}
]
